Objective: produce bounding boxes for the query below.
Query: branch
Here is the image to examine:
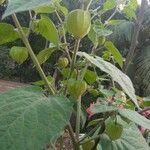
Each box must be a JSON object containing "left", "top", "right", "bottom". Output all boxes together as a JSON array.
[{"left": 12, "top": 14, "right": 55, "bottom": 95}]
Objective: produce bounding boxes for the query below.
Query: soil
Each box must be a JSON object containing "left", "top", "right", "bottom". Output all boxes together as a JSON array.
[
  {"left": 47, "top": 130, "right": 73, "bottom": 150},
  {"left": 0, "top": 79, "right": 26, "bottom": 93}
]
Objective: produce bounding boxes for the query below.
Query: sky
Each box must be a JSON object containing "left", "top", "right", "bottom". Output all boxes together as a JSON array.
[{"left": 137, "top": 0, "right": 141, "bottom": 5}]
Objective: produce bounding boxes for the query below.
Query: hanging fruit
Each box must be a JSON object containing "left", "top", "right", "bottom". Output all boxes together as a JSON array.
[
  {"left": 58, "top": 57, "right": 69, "bottom": 68},
  {"left": 66, "top": 9, "right": 91, "bottom": 39},
  {"left": 67, "top": 79, "right": 87, "bottom": 99}
]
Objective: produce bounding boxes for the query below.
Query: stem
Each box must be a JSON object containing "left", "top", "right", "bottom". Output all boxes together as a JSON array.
[
  {"left": 80, "top": 45, "right": 97, "bottom": 81},
  {"left": 70, "top": 39, "right": 81, "bottom": 77},
  {"left": 80, "top": 135, "right": 100, "bottom": 145},
  {"left": 86, "top": 0, "right": 93, "bottom": 10},
  {"left": 104, "top": 8, "right": 117, "bottom": 26},
  {"left": 67, "top": 124, "right": 77, "bottom": 149},
  {"left": 80, "top": 122, "right": 100, "bottom": 142},
  {"left": 55, "top": 11, "right": 72, "bottom": 62},
  {"left": 51, "top": 143, "right": 57, "bottom": 150},
  {"left": 75, "top": 97, "right": 81, "bottom": 142},
  {"left": 59, "top": 136, "right": 64, "bottom": 150},
  {"left": 12, "top": 14, "right": 55, "bottom": 95}
]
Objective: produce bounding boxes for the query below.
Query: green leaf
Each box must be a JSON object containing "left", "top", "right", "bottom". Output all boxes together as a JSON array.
[
  {"left": 102, "top": 0, "right": 116, "bottom": 13},
  {"left": 0, "top": 23, "right": 19, "bottom": 45},
  {"left": 107, "top": 20, "right": 126, "bottom": 26},
  {"left": 88, "top": 25, "right": 98, "bottom": 45},
  {"left": 10, "top": 46, "right": 28, "bottom": 64},
  {"left": 32, "top": 16, "right": 59, "bottom": 45},
  {"left": 32, "top": 76, "right": 54, "bottom": 86},
  {"left": 0, "top": 86, "right": 73, "bottom": 150},
  {"left": 34, "top": 5, "right": 56, "bottom": 14},
  {"left": 123, "top": 0, "right": 138, "bottom": 20},
  {"left": 77, "top": 52, "right": 139, "bottom": 108},
  {"left": 93, "top": 26, "right": 113, "bottom": 37},
  {"left": 123, "top": 6, "right": 136, "bottom": 19},
  {"left": 100, "top": 89, "right": 115, "bottom": 97},
  {"left": 119, "top": 109, "right": 150, "bottom": 130},
  {"left": 3, "top": 0, "right": 52, "bottom": 18},
  {"left": 36, "top": 47, "right": 56, "bottom": 65},
  {"left": 91, "top": 102, "right": 118, "bottom": 114},
  {"left": 129, "top": 0, "right": 138, "bottom": 11},
  {"left": 84, "top": 69, "right": 97, "bottom": 84},
  {"left": 55, "top": 2, "right": 68, "bottom": 16},
  {"left": 104, "top": 41, "right": 123, "bottom": 68},
  {"left": 99, "top": 123, "right": 150, "bottom": 150}
]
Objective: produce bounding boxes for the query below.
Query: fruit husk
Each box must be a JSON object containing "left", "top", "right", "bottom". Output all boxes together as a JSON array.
[{"left": 67, "top": 9, "right": 91, "bottom": 39}]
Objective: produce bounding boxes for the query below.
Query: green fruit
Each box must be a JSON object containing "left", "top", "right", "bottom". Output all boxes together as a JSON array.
[
  {"left": 67, "top": 9, "right": 91, "bottom": 39},
  {"left": 67, "top": 79, "right": 87, "bottom": 99},
  {"left": 98, "top": 36, "right": 106, "bottom": 45},
  {"left": 105, "top": 119, "right": 123, "bottom": 140},
  {"left": 9, "top": 46, "right": 28, "bottom": 64},
  {"left": 58, "top": 57, "right": 69, "bottom": 68},
  {"left": 82, "top": 139, "right": 95, "bottom": 150},
  {"left": 88, "top": 89, "right": 99, "bottom": 97}
]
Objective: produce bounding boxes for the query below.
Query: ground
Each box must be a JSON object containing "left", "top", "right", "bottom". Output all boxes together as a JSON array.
[{"left": 0, "top": 80, "right": 25, "bottom": 93}]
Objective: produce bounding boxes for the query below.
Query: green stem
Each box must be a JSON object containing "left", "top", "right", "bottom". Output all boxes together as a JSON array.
[
  {"left": 67, "top": 124, "right": 77, "bottom": 149},
  {"left": 59, "top": 136, "right": 63, "bottom": 150},
  {"left": 55, "top": 11, "right": 72, "bottom": 62},
  {"left": 80, "top": 135, "right": 100, "bottom": 145},
  {"left": 86, "top": 0, "right": 93, "bottom": 10},
  {"left": 80, "top": 45, "right": 97, "bottom": 81},
  {"left": 80, "top": 122, "right": 100, "bottom": 142},
  {"left": 70, "top": 39, "right": 81, "bottom": 77},
  {"left": 75, "top": 97, "right": 81, "bottom": 142},
  {"left": 12, "top": 14, "right": 55, "bottom": 95}
]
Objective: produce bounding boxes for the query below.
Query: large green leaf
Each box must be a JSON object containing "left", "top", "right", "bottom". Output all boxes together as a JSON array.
[
  {"left": 3, "top": 0, "right": 52, "bottom": 18},
  {"left": 99, "top": 123, "right": 150, "bottom": 150},
  {"left": 119, "top": 109, "right": 150, "bottom": 130},
  {"left": 77, "top": 52, "right": 139, "bottom": 108},
  {"left": 32, "top": 16, "right": 59, "bottom": 45},
  {"left": 0, "top": 86, "right": 73, "bottom": 150},
  {"left": 104, "top": 41, "right": 123, "bottom": 68},
  {"left": 0, "top": 23, "right": 19, "bottom": 45}
]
